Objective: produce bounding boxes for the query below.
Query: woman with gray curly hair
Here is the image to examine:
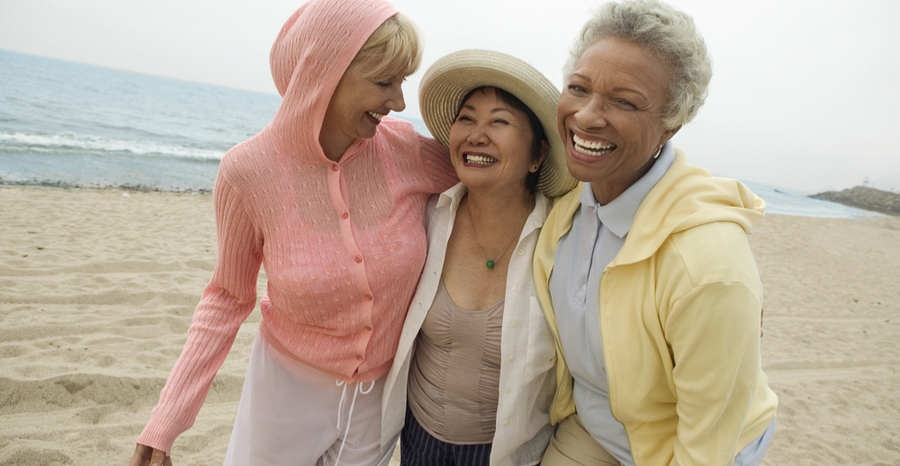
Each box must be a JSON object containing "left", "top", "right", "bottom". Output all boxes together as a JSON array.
[{"left": 534, "top": 1, "right": 778, "bottom": 465}]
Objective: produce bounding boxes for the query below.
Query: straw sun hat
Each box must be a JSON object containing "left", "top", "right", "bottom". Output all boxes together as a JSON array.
[{"left": 418, "top": 49, "right": 577, "bottom": 199}]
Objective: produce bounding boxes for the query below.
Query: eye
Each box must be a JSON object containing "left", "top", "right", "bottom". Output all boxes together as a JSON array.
[
  {"left": 613, "top": 99, "right": 637, "bottom": 110},
  {"left": 377, "top": 81, "right": 392, "bottom": 88},
  {"left": 454, "top": 114, "right": 474, "bottom": 123},
  {"left": 492, "top": 118, "right": 509, "bottom": 125},
  {"left": 566, "top": 84, "right": 588, "bottom": 95}
]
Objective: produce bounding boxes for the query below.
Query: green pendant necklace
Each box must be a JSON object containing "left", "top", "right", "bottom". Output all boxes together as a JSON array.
[{"left": 466, "top": 199, "right": 531, "bottom": 269}]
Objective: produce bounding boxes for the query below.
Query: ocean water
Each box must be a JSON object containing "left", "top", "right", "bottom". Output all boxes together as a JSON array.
[
  {"left": 0, "top": 49, "right": 282, "bottom": 192},
  {"left": 0, "top": 49, "right": 881, "bottom": 219}
]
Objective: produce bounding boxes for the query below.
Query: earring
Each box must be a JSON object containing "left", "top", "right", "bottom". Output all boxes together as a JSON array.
[{"left": 653, "top": 145, "right": 662, "bottom": 159}]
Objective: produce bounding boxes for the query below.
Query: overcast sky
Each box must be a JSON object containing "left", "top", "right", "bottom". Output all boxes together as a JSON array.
[{"left": 2, "top": 0, "right": 899, "bottom": 193}]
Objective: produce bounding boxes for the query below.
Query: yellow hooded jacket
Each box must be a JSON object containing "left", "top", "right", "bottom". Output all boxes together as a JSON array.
[{"left": 534, "top": 151, "right": 778, "bottom": 466}]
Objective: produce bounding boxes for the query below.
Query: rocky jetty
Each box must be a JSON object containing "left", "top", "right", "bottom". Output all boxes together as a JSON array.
[{"left": 811, "top": 186, "right": 900, "bottom": 215}]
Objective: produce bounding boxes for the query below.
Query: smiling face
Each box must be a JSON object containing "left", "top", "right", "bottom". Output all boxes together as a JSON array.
[
  {"left": 558, "top": 37, "right": 680, "bottom": 205},
  {"left": 449, "top": 87, "right": 542, "bottom": 196},
  {"left": 319, "top": 62, "right": 407, "bottom": 161}
]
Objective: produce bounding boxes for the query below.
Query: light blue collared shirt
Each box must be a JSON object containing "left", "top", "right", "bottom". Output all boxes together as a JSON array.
[{"left": 549, "top": 143, "right": 675, "bottom": 466}]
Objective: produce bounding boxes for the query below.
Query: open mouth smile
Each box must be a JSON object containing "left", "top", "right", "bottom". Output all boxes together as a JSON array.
[
  {"left": 573, "top": 133, "right": 616, "bottom": 157},
  {"left": 464, "top": 153, "right": 497, "bottom": 165}
]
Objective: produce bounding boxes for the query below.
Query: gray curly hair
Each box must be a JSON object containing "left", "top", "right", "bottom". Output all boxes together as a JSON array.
[{"left": 564, "top": 0, "right": 712, "bottom": 129}]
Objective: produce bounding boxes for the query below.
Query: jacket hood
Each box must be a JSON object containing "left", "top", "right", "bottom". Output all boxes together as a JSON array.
[
  {"left": 557, "top": 148, "right": 766, "bottom": 266},
  {"left": 265, "top": 0, "right": 398, "bottom": 159},
  {"left": 610, "top": 148, "right": 765, "bottom": 267}
]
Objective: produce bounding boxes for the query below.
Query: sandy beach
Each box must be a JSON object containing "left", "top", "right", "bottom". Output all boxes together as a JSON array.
[{"left": 1, "top": 184, "right": 898, "bottom": 466}]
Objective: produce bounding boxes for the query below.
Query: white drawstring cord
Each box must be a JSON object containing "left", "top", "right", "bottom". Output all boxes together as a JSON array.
[
  {"left": 359, "top": 379, "right": 376, "bottom": 395},
  {"left": 332, "top": 380, "right": 376, "bottom": 466},
  {"left": 335, "top": 380, "right": 349, "bottom": 431}
]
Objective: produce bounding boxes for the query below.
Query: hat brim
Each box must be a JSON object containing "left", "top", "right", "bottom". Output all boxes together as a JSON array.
[{"left": 418, "top": 49, "right": 577, "bottom": 199}]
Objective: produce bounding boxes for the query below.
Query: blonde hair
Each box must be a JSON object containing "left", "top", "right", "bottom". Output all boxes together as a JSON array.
[{"left": 350, "top": 13, "right": 423, "bottom": 79}]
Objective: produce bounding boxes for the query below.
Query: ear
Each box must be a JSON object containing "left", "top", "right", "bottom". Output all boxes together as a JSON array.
[
  {"left": 537, "top": 139, "right": 549, "bottom": 167},
  {"left": 659, "top": 125, "right": 682, "bottom": 146}
]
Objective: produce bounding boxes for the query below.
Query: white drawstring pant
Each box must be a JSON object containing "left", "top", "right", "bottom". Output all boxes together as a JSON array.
[{"left": 223, "top": 331, "right": 397, "bottom": 466}]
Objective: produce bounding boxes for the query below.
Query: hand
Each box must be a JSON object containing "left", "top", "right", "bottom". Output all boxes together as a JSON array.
[{"left": 129, "top": 443, "right": 173, "bottom": 466}]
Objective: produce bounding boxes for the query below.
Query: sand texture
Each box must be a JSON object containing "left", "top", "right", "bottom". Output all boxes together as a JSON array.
[{"left": 1, "top": 185, "right": 898, "bottom": 465}]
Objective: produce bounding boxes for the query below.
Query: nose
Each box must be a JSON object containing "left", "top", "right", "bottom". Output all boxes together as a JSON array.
[
  {"left": 387, "top": 86, "right": 406, "bottom": 113},
  {"left": 466, "top": 123, "right": 490, "bottom": 145},
  {"left": 574, "top": 95, "right": 608, "bottom": 129}
]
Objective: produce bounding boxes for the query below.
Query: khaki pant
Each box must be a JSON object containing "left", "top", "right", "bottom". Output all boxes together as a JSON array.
[{"left": 541, "top": 414, "right": 622, "bottom": 466}]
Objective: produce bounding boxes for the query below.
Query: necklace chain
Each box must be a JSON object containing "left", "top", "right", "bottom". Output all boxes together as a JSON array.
[{"left": 465, "top": 198, "right": 532, "bottom": 270}]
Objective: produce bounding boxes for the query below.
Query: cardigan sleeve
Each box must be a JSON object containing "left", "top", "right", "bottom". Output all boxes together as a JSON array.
[
  {"left": 136, "top": 173, "right": 264, "bottom": 454},
  {"left": 415, "top": 132, "right": 458, "bottom": 193}
]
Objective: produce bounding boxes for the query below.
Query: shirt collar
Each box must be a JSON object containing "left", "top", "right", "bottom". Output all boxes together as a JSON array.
[
  {"left": 436, "top": 181, "right": 550, "bottom": 236},
  {"left": 579, "top": 141, "right": 676, "bottom": 238},
  {"left": 436, "top": 182, "right": 468, "bottom": 209}
]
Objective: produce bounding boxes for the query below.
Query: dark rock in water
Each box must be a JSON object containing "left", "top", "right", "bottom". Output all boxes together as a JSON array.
[{"left": 811, "top": 186, "right": 900, "bottom": 215}]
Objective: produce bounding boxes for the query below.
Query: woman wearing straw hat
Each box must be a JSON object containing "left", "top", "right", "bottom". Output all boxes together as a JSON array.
[{"left": 380, "top": 50, "right": 577, "bottom": 466}]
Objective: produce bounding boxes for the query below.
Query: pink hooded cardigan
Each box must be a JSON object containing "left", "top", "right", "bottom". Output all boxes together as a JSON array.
[{"left": 137, "top": 0, "right": 456, "bottom": 453}]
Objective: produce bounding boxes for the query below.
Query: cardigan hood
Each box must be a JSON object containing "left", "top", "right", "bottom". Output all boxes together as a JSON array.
[{"left": 265, "top": 0, "right": 398, "bottom": 160}]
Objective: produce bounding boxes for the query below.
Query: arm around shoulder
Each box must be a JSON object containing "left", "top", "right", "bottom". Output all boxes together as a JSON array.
[{"left": 415, "top": 132, "right": 457, "bottom": 192}]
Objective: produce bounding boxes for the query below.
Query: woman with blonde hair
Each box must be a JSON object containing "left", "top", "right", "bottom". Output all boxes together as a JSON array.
[{"left": 128, "top": 0, "right": 457, "bottom": 464}]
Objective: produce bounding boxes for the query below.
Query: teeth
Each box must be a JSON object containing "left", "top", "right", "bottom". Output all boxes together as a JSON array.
[
  {"left": 573, "top": 134, "right": 615, "bottom": 156},
  {"left": 367, "top": 111, "right": 385, "bottom": 121},
  {"left": 465, "top": 154, "right": 496, "bottom": 165}
]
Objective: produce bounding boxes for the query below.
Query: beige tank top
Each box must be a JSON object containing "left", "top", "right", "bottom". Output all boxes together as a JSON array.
[{"left": 407, "top": 279, "right": 504, "bottom": 444}]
